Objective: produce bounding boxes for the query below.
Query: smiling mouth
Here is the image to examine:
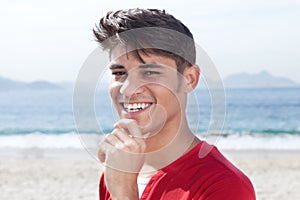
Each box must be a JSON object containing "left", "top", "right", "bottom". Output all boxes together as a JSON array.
[{"left": 121, "top": 103, "right": 153, "bottom": 113}]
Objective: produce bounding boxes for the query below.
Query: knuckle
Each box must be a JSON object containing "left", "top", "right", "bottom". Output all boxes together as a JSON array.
[
  {"left": 104, "top": 134, "right": 115, "bottom": 142},
  {"left": 104, "top": 134, "right": 111, "bottom": 139},
  {"left": 115, "top": 143, "right": 125, "bottom": 150},
  {"left": 125, "top": 138, "right": 136, "bottom": 145},
  {"left": 111, "top": 128, "right": 120, "bottom": 134}
]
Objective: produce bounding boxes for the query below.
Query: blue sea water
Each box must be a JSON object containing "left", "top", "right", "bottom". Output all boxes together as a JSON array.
[{"left": 0, "top": 87, "right": 299, "bottom": 149}]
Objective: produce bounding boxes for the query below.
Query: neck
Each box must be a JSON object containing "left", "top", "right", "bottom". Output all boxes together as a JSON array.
[
  {"left": 144, "top": 114, "right": 190, "bottom": 151},
  {"left": 140, "top": 117, "right": 200, "bottom": 175}
]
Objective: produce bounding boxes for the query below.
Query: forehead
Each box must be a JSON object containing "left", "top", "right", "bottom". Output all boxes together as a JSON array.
[{"left": 110, "top": 48, "right": 177, "bottom": 70}]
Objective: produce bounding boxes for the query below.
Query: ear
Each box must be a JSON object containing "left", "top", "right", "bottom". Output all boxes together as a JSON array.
[{"left": 183, "top": 64, "right": 200, "bottom": 93}]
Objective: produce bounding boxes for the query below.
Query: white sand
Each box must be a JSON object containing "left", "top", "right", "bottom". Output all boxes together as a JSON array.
[
  {"left": 0, "top": 148, "right": 102, "bottom": 200},
  {"left": 0, "top": 148, "right": 299, "bottom": 200},
  {"left": 223, "top": 150, "right": 300, "bottom": 200}
]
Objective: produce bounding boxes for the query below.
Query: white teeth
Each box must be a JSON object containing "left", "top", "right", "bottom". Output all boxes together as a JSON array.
[{"left": 122, "top": 103, "right": 151, "bottom": 112}]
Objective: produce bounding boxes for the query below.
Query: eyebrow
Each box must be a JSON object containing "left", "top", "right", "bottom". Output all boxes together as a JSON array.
[
  {"left": 138, "top": 64, "right": 163, "bottom": 69},
  {"left": 109, "top": 64, "right": 125, "bottom": 70},
  {"left": 109, "top": 63, "right": 163, "bottom": 70}
]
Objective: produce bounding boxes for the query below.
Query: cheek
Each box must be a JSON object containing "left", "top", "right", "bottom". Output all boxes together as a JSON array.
[
  {"left": 159, "top": 87, "right": 182, "bottom": 107},
  {"left": 149, "top": 81, "right": 177, "bottom": 92},
  {"left": 109, "top": 79, "right": 123, "bottom": 95},
  {"left": 157, "top": 77, "right": 180, "bottom": 92},
  {"left": 109, "top": 84, "right": 120, "bottom": 103},
  {"left": 152, "top": 86, "right": 179, "bottom": 105},
  {"left": 109, "top": 85, "right": 113, "bottom": 93},
  {"left": 109, "top": 86, "right": 114, "bottom": 99},
  {"left": 109, "top": 86, "right": 122, "bottom": 114}
]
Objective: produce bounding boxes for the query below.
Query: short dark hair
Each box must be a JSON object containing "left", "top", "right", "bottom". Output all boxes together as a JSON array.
[{"left": 93, "top": 8, "right": 196, "bottom": 73}]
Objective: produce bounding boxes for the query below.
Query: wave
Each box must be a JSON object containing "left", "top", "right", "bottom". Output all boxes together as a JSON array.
[
  {"left": 1, "top": 132, "right": 300, "bottom": 150},
  {"left": 1, "top": 127, "right": 300, "bottom": 136},
  {"left": 0, "top": 128, "right": 114, "bottom": 135},
  {"left": 198, "top": 133, "right": 300, "bottom": 150},
  {"left": 0, "top": 132, "right": 103, "bottom": 149},
  {"left": 195, "top": 129, "right": 300, "bottom": 137},
  {"left": 259, "top": 129, "right": 300, "bottom": 135},
  {"left": 0, "top": 129, "right": 76, "bottom": 135}
]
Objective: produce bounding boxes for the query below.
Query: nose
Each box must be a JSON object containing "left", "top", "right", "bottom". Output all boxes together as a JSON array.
[{"left": 120, "top": 74, "right": 145, "bottom": 96}]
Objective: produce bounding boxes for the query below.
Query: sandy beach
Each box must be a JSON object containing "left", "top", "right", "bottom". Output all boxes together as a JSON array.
[
  {"left": 0, "top": 148, "right": 299, "bottom": 200},
  {"left": 0, "top": 148, "right": 102, "bottom": 200},
  {"left": 224, "top": 149, "right": 300, "bottom": 200}
]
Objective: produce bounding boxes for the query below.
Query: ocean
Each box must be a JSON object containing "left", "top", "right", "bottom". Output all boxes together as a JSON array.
[{"left": 0, "top": 87, "right": 300, "bottom": 151}]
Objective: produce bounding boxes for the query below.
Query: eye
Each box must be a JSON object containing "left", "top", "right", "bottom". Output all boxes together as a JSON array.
[
  {"left": 111, "top": 71, "right": 127, "bottom": 81},
  {"left": 112, "top": 71, "right": 126, "bottom": 76},
  {"left": 144, "top": 71, "right": 160, "bottom": 76}
]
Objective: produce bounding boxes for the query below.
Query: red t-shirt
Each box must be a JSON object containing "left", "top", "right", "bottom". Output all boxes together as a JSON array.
[{"left": 99, "top": 141, "right": 256, "bottom": 200}]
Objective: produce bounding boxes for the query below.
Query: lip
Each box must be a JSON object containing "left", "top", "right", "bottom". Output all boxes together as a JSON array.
[{"left": 119, "top": 101, "right": 154, "bottom": 118}]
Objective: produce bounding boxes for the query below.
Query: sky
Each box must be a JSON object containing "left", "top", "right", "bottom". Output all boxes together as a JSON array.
[{"left": 0, "top": 0, "right": 299, "bottom": 83}]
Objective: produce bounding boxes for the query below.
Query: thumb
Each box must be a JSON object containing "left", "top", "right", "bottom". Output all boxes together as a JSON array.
[{"left": 114, "top": 119, "right": 143, "bottom": 139}]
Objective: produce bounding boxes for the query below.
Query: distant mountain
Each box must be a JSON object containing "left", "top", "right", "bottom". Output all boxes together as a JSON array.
[
  {"left": 0, "top": 76, "right": 63, "bottom": 91},
  {"left": 0, "top": 76, "right": 24, "bottom": 90},
  {"left": 1, "top": 71, "right": 298, "bottom": 91},
  {"left": 27, "top": 81, "right": 62, "bottom": 90},
  {"left": 224, "top": 71, "right": 299, "bottom": 88},
  {"left": 57, "top": 81, "right": 74, "bottom": 91}
]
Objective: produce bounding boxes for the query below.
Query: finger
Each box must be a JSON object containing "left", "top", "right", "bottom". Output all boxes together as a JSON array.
[
  {"left": 105, "top": 133, "right": 131, "bottom": 151},
  {"left": 114, "top": 119, "right": 143, "bottom": 139},
  {"left": 97, "top": 140, "right": 113, "bottom": 163},
  {"left": 105, "top": 133, "right": 121, "bottom": 146},
  {"left": 113, "top": 129, "right": 145, "bottom": 153},
  {"left": 111, "top": 126, "right": 132, "bottom": 143},
  {"left": 114, "top": 122, "right": 146, "bottom": 153},
  {"left": 98, "top": 133, "right": 126, "bottom": 162}
]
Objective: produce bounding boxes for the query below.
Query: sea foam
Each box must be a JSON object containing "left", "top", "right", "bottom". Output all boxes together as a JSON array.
[{"left": 0, "top": 132, "right": 300, "bottom": 150}]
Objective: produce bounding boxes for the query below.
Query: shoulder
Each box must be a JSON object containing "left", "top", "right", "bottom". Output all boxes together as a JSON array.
[
  {"left": 194, "top": 142, "right": 256, "bottom": 199},
  {"left": 162, "top": 141, "right": 256, "bottom": 199}
]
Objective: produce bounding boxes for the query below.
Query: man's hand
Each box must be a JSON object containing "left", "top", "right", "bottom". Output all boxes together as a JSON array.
[{"left": 98, "top": 119, "right": 146, "bottom": 200}]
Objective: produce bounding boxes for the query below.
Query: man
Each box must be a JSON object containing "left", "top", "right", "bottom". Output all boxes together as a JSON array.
[{"left": 94, "top": 8, "right": 255, "bottom": 200}]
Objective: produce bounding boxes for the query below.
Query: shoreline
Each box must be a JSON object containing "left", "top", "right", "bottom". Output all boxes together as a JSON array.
[{"left": 2, "top": 132, "right": 300, "bottom": 151}]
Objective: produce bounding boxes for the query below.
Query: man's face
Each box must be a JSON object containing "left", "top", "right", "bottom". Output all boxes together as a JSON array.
[{"left": 109, "top": 50, "right": 187, "bottom": 137}]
